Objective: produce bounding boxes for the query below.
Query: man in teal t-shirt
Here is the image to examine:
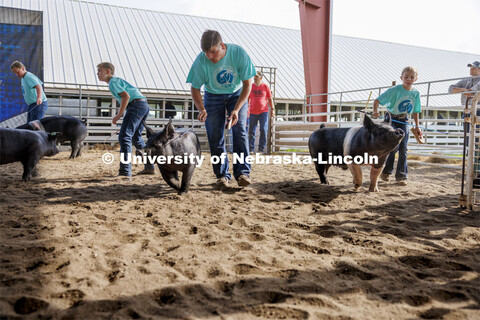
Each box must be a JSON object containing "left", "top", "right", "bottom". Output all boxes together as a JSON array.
[
  {"left": 187, "top": 30, "right": 256, "bottom": 188},
  {"left": 10, "top": 61, "right": 48, "bottom": 122}
]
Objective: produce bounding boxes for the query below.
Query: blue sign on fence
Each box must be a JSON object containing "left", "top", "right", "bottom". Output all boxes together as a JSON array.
[{"left": 0, "top": 8, "right": 43, "bottom": 123}]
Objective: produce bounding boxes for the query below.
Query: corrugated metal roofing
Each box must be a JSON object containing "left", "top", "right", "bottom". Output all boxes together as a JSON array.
[
  {"left": 1, "top": 0, "right": 479, "bottom": 101},
  {"left": 0, "top": 5, "right": 42, "bottom": 25}
]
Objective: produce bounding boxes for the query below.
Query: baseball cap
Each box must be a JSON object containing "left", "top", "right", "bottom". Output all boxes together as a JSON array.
[
  {"left": 467, "top": 61, "right": 480, "bottom": 68},
  {"left": 255, "top": 71, "right": 263, "bottom": 77}
]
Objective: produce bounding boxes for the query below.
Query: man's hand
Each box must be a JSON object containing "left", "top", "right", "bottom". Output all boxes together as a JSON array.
[
  {"left": 198, "top": 110, "right": 207, "bottom": 122},
  {"left": 36, "top": 97, "right": 42, "bottom": 105},
  {"left": 372, "top": 111, "right": 379, "bottom": 119},
  {"left": 412, "top": 126, "right": 422, "bottom": 138},
  {"left": 112, "top": 114, "right": 122, "bottom": 125},
  {"left": 463, "top": 89, "right": 473, "bottom": 98},
  {"left": 229, "top": 109, "right": 240, "bottom": 126}
]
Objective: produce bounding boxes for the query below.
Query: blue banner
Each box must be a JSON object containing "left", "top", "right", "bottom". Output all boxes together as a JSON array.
[{"left": 0, "top": 13, "right": 43, "bottom": 122}]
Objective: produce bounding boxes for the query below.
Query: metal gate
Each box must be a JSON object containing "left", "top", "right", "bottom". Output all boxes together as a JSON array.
[{"left": 460, "top": 92, "right": 480, "bottom": 210}]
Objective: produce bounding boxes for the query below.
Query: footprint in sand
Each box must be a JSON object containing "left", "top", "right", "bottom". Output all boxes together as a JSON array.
[
  {"left": 53, "top": 289, "right": 85, "bottom": 307},
  {"left": 418, "top": 308, "right": 451, "bottom": 319},
  {"left": 403, "top": 294, "right": 431, "bottom": 306},
  {"left": 248, "top": 233, "right": 266, "bottom": 241},
  {"left": 234, "top": 263, "right": 258, "bottom": 275},
  {"left": 14, "top": 296, "right": 49, "bottom": 315},
  {"left": 248, "top": 305, "right": 309, "bottom": 320},
  {"left": 335, "top": 262, "right": 377, "bottom": 280},
  {"left": 312, "top": 225, "right": 337, "bottom": 238}
]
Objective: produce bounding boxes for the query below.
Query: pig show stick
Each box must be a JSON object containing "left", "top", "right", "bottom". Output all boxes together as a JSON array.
[
  {"left": 102, "top": 128, "right": 121, "bottom": 149},
  {"left": 365, "top": 91, "right": 373, "bottom": 109},
  {"left": 360, "top": 91, "right": 373, "bottom": 122},
  {"left": 226, "top": 118, "right": 233, "bottom": 130}
]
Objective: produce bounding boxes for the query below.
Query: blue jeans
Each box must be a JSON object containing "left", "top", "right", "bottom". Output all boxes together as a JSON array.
[
  {"left": 382, "top": 119, "right": 408, "bottom": 180},
  {"left": 204, "top": 90, "right": 250, "bottom": 180},
  {"left": 118, "top": 100, "right": 155, "bottom": 176},
  {"left": 27, "top": 101, "right": 48, "bottom": 122},
  {"left": 248, "top": 112, "right": 269, "bottom": 152}
]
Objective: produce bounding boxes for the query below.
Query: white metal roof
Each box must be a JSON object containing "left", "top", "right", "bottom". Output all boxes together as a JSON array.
[{"left": 1, "top": 0, "right": 479, "bottom": 101}]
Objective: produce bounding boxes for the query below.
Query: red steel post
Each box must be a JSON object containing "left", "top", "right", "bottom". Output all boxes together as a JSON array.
[{"left": 296, "top": 0, "right": 331, "bottom": 122}]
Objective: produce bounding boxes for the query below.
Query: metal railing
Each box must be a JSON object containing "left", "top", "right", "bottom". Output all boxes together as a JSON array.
[
  {"left": 1, "top": 81, "right": 209, "bottom": 147},
  {"left": 272, "top": 76, "right": 480, "bottom": 167},
  {"left": 4, "top": 76, "right": 478, "bottom": 165}
]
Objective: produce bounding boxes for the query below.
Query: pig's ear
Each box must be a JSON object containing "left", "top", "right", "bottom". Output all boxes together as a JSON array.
[
  {"left": 48, "top": 132, "right": 63, "bottom": 141},
  {"left": 363, "top": 114, "right": 374, "bottom": 131},
  {"left": 383, "top": 112, "right": 392, "bottom": 125},
  {"left": 166, "top": 119, "right": 175, "bottom": 139},
  {"left": 143, "top": 121, "right": 156, "bottom": 138}
]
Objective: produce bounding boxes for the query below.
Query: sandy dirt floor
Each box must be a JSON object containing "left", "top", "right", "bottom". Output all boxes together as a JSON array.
[{"left": 0, "top": 150, "right": 479, "bottom": 319}]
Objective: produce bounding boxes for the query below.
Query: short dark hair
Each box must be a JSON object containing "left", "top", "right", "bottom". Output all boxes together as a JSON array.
[
  {"left": 10, "top": 61, "right": 25, "bottom": 69},
  {"left": 201, "top": 30, "right": 222, "bottom": 52},
  {"left": 97, "top": 62, "right": 115, "bottom": 74}
]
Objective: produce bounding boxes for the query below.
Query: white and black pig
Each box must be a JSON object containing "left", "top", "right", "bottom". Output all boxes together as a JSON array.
[
  {"left": 16, "top": 116, "right": 87, "bottom": 159},
  {"left": 308, "top": 115, "right": 404, "bottom": 192},
  {"left": 0, "top": 128, "right": 62, "bottom": 181},
  {"left": 143, "top": 120, "right": 201, "bottom": 195}
]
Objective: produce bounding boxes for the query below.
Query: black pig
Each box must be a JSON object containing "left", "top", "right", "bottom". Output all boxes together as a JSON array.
[
  {"left": 308, "top": 115, "right": 404, "bottom": 192},
  {"left": 16, "top": 116, "right": 87, "bottom": 159},
  {"left": 0, "top": 128, "right": 62, "bottom": 181},
  {"left": 143, "top": 120, "right": 201, "bottom": 195}
]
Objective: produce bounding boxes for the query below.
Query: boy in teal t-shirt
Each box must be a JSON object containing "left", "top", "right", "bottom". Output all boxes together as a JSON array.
[
  {"left": 10, "top": 61, "right": 48, "bottom": 122},
  {"left": 186, "top": 30, "right": 256, "bottom": 188},
  {"left": 97, "top": 62, "right": 154, "bottom": 178},
  {"left": 373, "top": 66, "right": 423, "bottom": 185}
]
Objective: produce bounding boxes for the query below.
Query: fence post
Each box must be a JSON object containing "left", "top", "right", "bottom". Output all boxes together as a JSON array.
[
  {"left": 426, "top": 82, "right": 431, "bottom": 108},
  {"left": 303, "top": 95, "right": 307, "bottom": 123},
  {"left": 337, "top": 92, "right": 343, "bottom": 127},
  {"left": 191, "top": 98, "right": 194, "bottom": 129},
  {"left": 425, "top": 82, "right": 431, "bottom": 140},
  {"left": 59, "top": 94, "right": 63, "bottom": 116},
  {"left": 79, "top": 84, "right": 83, "bottom": 118}
]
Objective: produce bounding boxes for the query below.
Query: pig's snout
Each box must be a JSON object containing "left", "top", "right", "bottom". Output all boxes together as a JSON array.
[{"left": 395, "top": 128, "right": 405, "bottom": 137}]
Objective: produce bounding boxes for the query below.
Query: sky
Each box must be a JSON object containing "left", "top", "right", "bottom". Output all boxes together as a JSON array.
[{"left": 94, "top": 0, "right": 480, "bottom": 55}]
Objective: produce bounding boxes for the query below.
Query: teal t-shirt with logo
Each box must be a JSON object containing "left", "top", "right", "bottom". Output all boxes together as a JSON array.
[
  {"left": 108, "top": 77, "right": 145, "bottom": 103},
  {"left": 21, "top": 72, "right": 47, "bottom": 105},
  {"left": 186, "top": 43, "right": 256, "bottom": 94},
  {"left": 377, "top": 85, "right": 421, "bottom": 115}
]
